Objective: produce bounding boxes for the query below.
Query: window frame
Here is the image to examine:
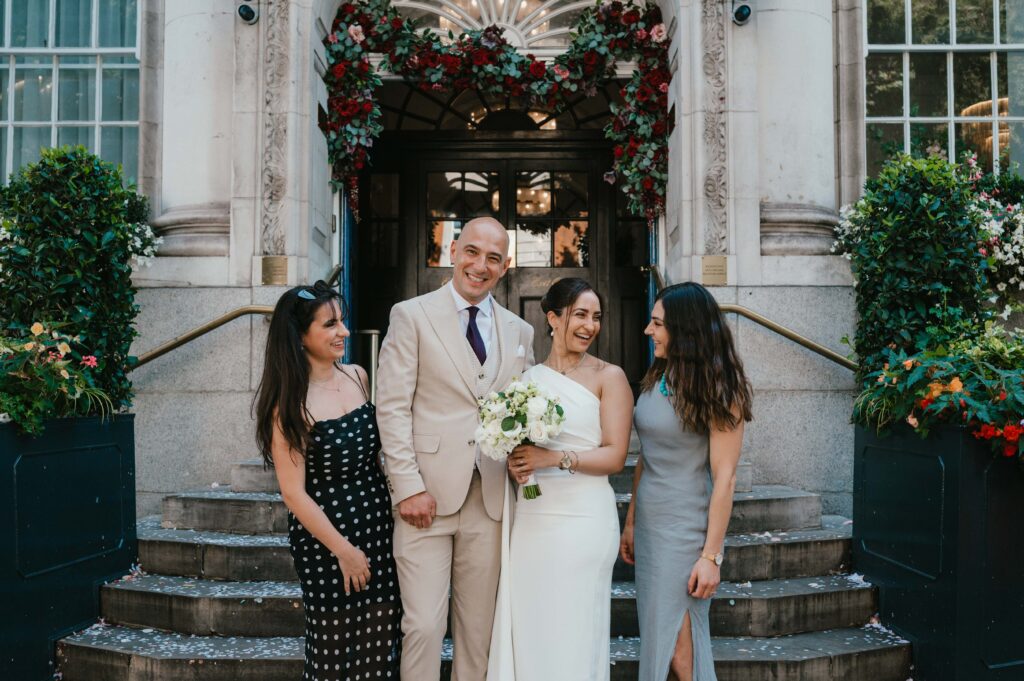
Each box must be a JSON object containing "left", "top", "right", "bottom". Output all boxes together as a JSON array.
[
  {"left": 864, "top": 0, "right": 1024, "bottom": 173},
  {"left": 0, "top": 0, "right": 140, "bottom": 180}
]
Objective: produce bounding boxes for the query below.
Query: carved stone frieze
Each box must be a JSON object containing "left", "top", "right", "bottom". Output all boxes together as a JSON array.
[
  {"left": 701, "top": 0, "right": 728, "bottom": 255},
  {"left": 261, "top": 0, "right": 289, "bottom": 256}
]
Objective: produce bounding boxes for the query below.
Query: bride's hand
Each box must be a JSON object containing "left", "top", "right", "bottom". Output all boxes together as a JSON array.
[{"left": 507, "top": 444, "right": 559, "bottom": 483}]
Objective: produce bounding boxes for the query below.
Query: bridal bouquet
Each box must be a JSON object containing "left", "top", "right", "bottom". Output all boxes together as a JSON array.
[{"left": 476, "top": 379, "right": 565, "bottom": 499}]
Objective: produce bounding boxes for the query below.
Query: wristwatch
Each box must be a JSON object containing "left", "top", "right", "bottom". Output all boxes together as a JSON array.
[
  {"left": 558, "top": 451, "right": 573, "bottom": 471},
  {"left": 701, "top": 551, "right": 724, "bottom": 567}
]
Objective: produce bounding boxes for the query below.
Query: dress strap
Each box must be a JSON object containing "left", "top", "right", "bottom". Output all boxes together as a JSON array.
[{"left": 337, "top": 363, "right": 369, "bottom": 401}]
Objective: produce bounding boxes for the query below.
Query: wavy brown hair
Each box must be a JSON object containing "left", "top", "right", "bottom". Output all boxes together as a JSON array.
[
  {"left": 640, "top": 282, "right": 753, "bottom": 434},
  {"left": 253, "top": 281, "right": 347, "bottom": 467}
]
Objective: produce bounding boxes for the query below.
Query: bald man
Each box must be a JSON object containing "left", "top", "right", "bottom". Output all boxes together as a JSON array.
[{"left": 376, "top": 218, "right": 535, "bottom": 680}]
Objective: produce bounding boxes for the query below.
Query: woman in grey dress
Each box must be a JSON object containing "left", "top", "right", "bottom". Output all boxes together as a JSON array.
[{"left": 621, "top": 282, "right": 753, "bottom": 681}]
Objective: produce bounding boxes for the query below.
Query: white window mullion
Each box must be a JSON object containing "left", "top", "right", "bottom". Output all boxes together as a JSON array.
[
  {"left": 5, "top": 55, "right": 12, "bottom": 178},
  {"left": 48, "top": 0, "right": 56, "bottom": 48},
  {"left": 904, "top": 0, "right": 912, "bottom": 45},
  {"left": 3, "top": 0, "right": 10, "bottom": 48},
  {"left": 949, "top": 0, "right": 956, "bottom": 45},
  {"left": 903, "top": 50, "right": 911, "bottom": 153},
  {"left": 50, "top": 54, "right": 57, "bottom": 146},
  {"left": 994, "top": 0, "right": 1001, "bottom": 46},
  {"left": 947, "top": 50, "right": 954, "bottom": 156},
  {"left": 94, "top": 52, "right": 101, "bottom": 155},
  {"left": 991, "top": 49, "right": 1000, "bottom": 172},
  {"left": 91, "top": 0, "right": 98, "bottom": 48}
]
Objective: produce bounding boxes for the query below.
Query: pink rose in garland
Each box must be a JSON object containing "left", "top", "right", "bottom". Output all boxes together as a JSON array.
[{"left": 321, "top": 0, "right": 670, "bottom": 223}]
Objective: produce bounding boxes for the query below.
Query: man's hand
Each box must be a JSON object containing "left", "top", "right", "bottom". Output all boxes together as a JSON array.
[{"left": 399, "top": 491, "right": 437, "bottom": 529}]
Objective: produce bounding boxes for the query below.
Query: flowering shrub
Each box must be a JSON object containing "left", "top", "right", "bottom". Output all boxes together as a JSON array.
[
  {"left": 323, "top": 0, "right": 670, "bottom": 222},
  {"left": 975, "top": 197, "right": 1023, "bottom": 307},
  {"left": 0, "top": 324, "right": 113, "bottom": 436},
  {"left": 0, "top": 146, "right": 155, "bottom": 416},
  {"left": 833, "top": 154, "right": 989, "bottom": 381},
  {"left": 854, "top": 324, "right": 1024, "bottom": 464}
]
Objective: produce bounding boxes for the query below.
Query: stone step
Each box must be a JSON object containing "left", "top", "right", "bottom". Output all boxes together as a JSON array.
[
  {"left": 100, "top": 570, "right": 874, "bottom": 639},
  {"left": 233, "top": 454, "right": 755, "bottom": 495},
  {"left": 57, "top": 624, "right": 911, "bottom": 681},
  {"left": 230, "top": 459, "right": 275, "bottom": 493},
  {"left": 139, "top": 515, "right": 851, "bottom": 585},
  {"left": 162, "top": 485, "right": 820, "bottom": 536}
]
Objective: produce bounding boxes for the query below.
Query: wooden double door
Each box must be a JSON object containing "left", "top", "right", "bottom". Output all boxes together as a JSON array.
[{"left": 356, "top": 131, "right": 649, "bottom": 383}]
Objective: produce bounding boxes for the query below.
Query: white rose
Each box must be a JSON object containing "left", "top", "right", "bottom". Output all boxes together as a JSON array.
[
  {"left": 525, "top": 396, "right": 547, "bottom": 418},
  {"left": 545, "top": 423, "right": 562, "bottom": 439},
  {"left": 486, "top": 401, "right": 507, "bottom": 419},
  {"left": 528, "top": 421, "right": 548, "bottom": 443}
]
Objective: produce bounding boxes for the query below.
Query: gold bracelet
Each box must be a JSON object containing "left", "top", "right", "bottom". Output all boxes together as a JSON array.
[{"left": 570, "top": 450, "right": 579, "bottom": 474}]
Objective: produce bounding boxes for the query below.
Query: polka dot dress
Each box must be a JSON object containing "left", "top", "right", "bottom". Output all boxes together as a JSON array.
[{"left": 287, "top": 400, "right": 401, "bottom": 680}]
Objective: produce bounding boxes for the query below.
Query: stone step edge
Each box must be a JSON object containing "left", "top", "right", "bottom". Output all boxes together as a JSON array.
[
  {"left": 58, "top": 623, "right": 909, "bottom": 663},
  {"left": 163, "top": 483, "right": 809, "bottom": 507},
  {"left": 231, "top": 456, "right": 755, "bottom": 492},
  {"left": 103, "top": 571, "right": 873, "bottom": 603},
  {"left": 140, "top": 514, "right": 850, "bottom": 547}
]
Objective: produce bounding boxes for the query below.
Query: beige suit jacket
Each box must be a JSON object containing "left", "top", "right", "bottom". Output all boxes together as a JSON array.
[{"left": 377, "top": 286, "right": 535, "bottom": 520}]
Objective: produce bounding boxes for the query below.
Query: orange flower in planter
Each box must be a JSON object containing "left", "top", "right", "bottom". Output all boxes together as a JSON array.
[{"left": 949, "top": 377, "right": 964, "bottom": 393}]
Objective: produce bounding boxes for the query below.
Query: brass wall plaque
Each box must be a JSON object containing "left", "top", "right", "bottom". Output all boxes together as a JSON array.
[
  {"left": 701, "top": 255, "right": 727, "bottom": 286},
  {"left": 262, "top": 256, "right": 289, "bottom": 285}
]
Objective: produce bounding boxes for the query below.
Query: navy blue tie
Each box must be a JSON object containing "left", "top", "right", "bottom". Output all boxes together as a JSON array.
[{"left": 466, "top": 306, "right": 487, "bottom": 365}]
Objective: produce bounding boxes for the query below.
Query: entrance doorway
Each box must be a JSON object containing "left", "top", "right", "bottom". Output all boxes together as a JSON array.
[{"left": 353, "top": 88, "right": 650, "bottom": 383}]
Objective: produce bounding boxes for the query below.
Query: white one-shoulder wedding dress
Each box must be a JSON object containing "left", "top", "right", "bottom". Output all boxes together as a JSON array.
[{"left": 487, "top": 364, "right": 619, "bottom": 681}]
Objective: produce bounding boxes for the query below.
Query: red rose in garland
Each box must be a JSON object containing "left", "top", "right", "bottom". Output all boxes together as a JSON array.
[{"left": 323, "top": 0, "right": 669, "bottom": 223}]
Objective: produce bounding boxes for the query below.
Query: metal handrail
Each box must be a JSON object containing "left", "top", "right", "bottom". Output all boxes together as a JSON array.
[
  {"left": 648, "top": 264, "right": 858, "bottom": 372},
  {"left": 132, "top": 304, "right": 272, "bottom": 369},
  {"left": 129, "top": 264, "right": 385, "bottom": 398}
]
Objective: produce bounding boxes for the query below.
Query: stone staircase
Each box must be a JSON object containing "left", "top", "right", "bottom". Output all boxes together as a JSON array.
[{"left": 56, "top": 454, "right": 912, "bottom": 680}]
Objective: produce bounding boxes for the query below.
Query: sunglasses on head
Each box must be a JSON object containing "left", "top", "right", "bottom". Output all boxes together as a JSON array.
[{"left": 297, "top": 281, "right": 333, "bottom": 300}]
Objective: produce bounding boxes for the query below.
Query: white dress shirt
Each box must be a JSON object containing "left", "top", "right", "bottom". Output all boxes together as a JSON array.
[{"left": 448, "top": 281, "right": 494, "bottom": 354}]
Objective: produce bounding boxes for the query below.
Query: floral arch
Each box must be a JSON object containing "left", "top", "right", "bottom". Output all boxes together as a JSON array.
[{"left": 323, "top": 0, "right": 670, "bottom": 222}]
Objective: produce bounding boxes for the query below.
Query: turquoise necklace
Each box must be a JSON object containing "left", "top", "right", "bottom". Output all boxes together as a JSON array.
[{"left": 658, "top": 373, "right": 673, "bottom": 397}]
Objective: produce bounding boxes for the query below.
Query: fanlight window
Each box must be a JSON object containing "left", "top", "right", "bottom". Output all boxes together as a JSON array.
[
  {"left": 377, "top": 81, "right": 624, "bottom": 131},
  {"left": 394, "top": 0, "right": 592, "bottom": 51}
]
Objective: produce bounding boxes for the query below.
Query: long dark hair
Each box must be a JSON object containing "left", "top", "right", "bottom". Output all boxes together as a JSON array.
[
  {"left": 253, "top": 281, "right": 347, "bottom": 467},
  {"left": 641, "top": 282, "right": 753, "bottom": 434},
  {"left": 540, "top": 277, "right": 604, "bottom": 343}
]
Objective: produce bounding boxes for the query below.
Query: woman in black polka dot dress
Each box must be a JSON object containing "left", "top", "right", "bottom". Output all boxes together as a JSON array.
[{"left": 255, "top": 282, "right": 401, "bottom": 680}]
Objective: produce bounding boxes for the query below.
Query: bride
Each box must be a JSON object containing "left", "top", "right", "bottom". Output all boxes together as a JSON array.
[{"left": 487, "top": 277, "right": 633, "bottom": 681}]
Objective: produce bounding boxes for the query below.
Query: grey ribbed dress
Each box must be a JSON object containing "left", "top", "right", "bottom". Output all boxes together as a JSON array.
[{"left": 633, "top": 387, "right": 717, "bottom": 681}]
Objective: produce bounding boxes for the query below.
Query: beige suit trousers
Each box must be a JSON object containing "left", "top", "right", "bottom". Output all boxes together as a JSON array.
[{"left": 394, "top": 471, "right": 501, "bottom": 681}]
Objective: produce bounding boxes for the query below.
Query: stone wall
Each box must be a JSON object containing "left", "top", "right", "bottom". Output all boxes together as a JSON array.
[
  {"left": 718, "top": 286, "right": 858, "bottom": 516},
  {"left": 130, "top": 286, "right": 284, "bottom": 515}
]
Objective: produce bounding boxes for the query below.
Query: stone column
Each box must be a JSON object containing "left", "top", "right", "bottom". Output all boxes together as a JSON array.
[
  {"left": 150, "top": 0, "right": 234, "bottom": 256},
  {"left": 756, "top": 0, "right": 838, "bottom": 255}
]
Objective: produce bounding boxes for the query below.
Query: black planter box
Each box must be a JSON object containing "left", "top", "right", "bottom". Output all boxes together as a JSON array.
[
  {"left": 0, "top": 415, "right": 136, "bottom": 681},
  {"left": 854, "top": 424, "right": 1024, "bottom": 681}
]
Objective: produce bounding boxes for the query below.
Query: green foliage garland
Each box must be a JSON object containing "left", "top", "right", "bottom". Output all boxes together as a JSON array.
[{"left": 323, "top": 0, "right": 670, "bottom": 222}]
